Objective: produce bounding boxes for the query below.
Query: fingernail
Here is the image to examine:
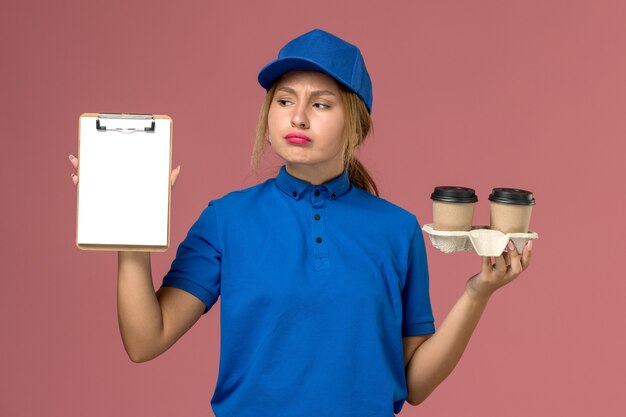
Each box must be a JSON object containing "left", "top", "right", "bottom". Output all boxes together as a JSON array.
[
  {"left": 69, "top": 155, "right": 74, "bottom": 161},
  {"left": 70, "top": 173, "right": 75, "bottom": 177},
  {"left": 507, "top": 241, "right": 514, "bottom": 251}
]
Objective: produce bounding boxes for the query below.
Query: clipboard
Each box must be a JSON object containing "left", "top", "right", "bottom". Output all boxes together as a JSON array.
[{"left": 76, "top": 113, "right": 173, "bottom": 251}]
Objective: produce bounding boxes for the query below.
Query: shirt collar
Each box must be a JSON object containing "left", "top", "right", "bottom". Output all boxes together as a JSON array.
[{"left": 274, "top": 165, "right": 351, "bottom": 201}]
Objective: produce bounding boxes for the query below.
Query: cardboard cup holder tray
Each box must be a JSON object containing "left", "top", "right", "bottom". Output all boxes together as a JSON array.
[{"left": 422, "top": 224, "right": 538, "bottom": 256}]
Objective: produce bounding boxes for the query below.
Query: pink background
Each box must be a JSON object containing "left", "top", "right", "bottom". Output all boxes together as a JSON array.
[{"left": 2, "top": 0, "right": 624, "bottom": 416}]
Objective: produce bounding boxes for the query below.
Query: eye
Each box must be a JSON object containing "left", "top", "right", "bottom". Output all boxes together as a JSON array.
[
  {"left": 277, "top": 99, "right": 292, "bottom": 106},
  {"left": 314, "top": 103, "right": 330, "bottom": 110}
]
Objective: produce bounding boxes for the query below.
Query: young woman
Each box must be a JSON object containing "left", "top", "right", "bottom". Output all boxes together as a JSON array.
[{"left": 69, "top": 29, "right": 532, "bottom": 416}]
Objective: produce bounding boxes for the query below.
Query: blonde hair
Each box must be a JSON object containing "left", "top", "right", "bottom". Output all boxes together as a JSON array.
[{"left": 251, "top": 81, "right": 379, "bottom": 196}]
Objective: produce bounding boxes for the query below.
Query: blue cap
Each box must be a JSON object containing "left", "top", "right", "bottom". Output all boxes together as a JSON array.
[{"left": 258, "top": 29, "right": 373, "bottom": 114}]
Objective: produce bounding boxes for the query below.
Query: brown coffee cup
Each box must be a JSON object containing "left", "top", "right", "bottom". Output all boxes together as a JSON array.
[
  {"left": 488, "top": 188, "right": 535, "bottom": 233},
  {"left": 431, "top": 186, "right": 478, "bottom": 231}
]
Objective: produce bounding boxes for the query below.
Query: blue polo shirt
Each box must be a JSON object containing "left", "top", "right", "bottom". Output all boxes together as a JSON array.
[{"left": 161, "top": 166, "right": 435, "bottom": 416}]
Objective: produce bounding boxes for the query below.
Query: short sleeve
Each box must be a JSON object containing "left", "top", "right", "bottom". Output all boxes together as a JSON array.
[
  {"left": 160, "top": 202, "right": 222, "bottom": 314},
  {"left": 401, "top": 219, "right": 435, "bottom": 336}
]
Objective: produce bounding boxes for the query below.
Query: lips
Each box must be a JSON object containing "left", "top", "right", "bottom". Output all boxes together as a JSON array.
[{"left": 285, "top": 132, "right": 311, "bottom": 144}]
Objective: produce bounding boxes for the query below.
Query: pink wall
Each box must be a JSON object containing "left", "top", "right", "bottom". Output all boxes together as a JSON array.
[{"left": 2, "top": 0, "right": 624, "bottom": 416}]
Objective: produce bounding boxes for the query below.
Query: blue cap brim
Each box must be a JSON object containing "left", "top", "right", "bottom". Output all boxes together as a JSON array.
[{"left": 258, "top": 57, "right": 372, "bottom": 114}]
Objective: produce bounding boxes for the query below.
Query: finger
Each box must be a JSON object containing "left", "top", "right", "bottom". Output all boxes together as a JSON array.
[
  {"left": 69, "top": 155, "right": 78, "bottom": 170},
  {"left": 493, "top": 254, "right": 508, "bottom": 273},
  {"left": 71, "top": 172, "right": 78, "bottom": 185},
  {"left": 482, "top": 256, "right": 492, "bottom": 271},
  {"left": 171, "top": 165, "right": 181, "bottom": 188},
  {"left": 507, "top": 241, "right": 523, "bottom": 275},
  {"left": 502, "top": 250, "right": 511, "bottom": 267},
  {"left": 521, "top": 240, "right": 533, "bottom": 270}
]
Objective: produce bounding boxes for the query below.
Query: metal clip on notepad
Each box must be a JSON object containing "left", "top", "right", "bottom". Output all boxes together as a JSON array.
[{"left": 95, "top": 113, "right": 156, "bottom": 133}]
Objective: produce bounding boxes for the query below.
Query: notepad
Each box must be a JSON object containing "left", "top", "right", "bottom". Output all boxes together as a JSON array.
[{"left": 76, "top": 113, "right": 172, "bottom": 251}]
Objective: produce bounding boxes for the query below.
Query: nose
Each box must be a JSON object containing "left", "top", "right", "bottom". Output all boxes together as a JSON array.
[{"left": 291, "top": 103, "right": 309, "bottom": 129}]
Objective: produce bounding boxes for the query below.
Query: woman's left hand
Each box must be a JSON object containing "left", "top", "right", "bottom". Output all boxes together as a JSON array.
[{"left": 466, "top": 240, "right": 533, "bottom": 300}]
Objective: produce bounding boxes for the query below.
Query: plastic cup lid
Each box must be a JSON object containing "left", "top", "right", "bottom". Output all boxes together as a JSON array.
[
  {"left": 488, "top": 188, "right": 536, "bottom": 205},
  {"left": 431, "top": 186, "right": 478, "bottom": 203}
]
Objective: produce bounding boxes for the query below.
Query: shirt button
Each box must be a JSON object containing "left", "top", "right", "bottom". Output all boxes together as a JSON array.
[
  {"left": 314, "top": 190, "right": 320, "bottom": 197},
  {"left": 331, "top": 193, "right": 336, "bottom": 199},
  {"left": 315, "top": 237, "right": 322, "bottom": 243},
  {"left": 314, "top": 214, "right": 321, "bottom": 221},
  {"left": 292, "top": 191, "right": 297, "bottom": 197}
]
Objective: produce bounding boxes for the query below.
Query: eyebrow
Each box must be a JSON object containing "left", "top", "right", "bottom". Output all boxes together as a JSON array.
[{"left": 276, "top": 86, "right": 337, "bottom": 98}]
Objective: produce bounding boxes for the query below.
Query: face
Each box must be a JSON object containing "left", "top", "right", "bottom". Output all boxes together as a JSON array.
[{"left": 267, "top": 70, "right": 346, "bottom": 180}]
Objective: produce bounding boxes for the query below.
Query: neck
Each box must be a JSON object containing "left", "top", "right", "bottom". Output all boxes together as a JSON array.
[{"left": 285, "top": 162, "right": 344, "bottom": 185}]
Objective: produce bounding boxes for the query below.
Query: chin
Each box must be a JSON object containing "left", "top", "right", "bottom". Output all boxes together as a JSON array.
[{"left": 276, "top": 151, "right": 315, "bottom": 165}]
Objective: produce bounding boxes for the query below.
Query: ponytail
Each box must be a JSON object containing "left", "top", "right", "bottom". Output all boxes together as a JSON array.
[
  {"left": 347, "top": 158, "right": 379, "bottom": 196},
  {"left": 339, "top": 87, "right": 379, "bottom": 196}
]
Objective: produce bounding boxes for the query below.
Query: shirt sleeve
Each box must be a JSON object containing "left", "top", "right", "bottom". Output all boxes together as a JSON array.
[
  {"left": 401, "top": 218, "right": 435, "bottom": 336},
  {"left": 160, "top": 202, "right": 222, "bottom": 314}
]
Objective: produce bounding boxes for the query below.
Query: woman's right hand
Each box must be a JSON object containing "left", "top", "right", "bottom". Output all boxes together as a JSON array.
[
  {"left": 68, "top": 154, "right": 182, "bottom": 188},
  {"left": 69, "top": 154, "right": 198, "bottom": 363}
]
